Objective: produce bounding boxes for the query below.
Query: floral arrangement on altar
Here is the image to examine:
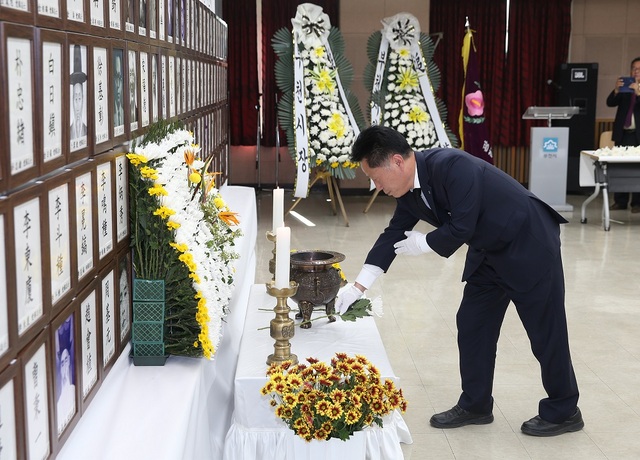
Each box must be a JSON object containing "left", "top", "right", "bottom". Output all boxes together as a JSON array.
[
  {"left": 594, "top": 145, "right": 640, "bottom": 156},
  {"left": 272, "top": 3, "right": 365, "bottom": 180},
  {"left": 127, "top": 121, "right": 241, "bottom": 359},
  {"left": 363, "top": 13, "right": 457, "bottom": 149},
  {"left": 261, "top": 352, "right": 408, "bottom": 442}
]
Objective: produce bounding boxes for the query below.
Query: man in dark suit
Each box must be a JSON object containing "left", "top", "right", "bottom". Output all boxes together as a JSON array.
[
  {"left": 336, "top": 125, "right": 583, "bottom": 437},
  {"left": 606, "top": 57, "right": 640, "bottom": 212}
]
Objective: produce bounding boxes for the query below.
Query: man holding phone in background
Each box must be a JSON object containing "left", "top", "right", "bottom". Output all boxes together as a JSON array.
[{"left": 606, "top": 57, "right": 640, "bottom": 212}]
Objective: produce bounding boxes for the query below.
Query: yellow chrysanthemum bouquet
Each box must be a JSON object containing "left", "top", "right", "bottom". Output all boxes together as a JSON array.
[
  {"left": 261, "top": 352, "right": 407, "bottom": 442},
  {"left": 127, "top": 121, "right": 241, "bottom": 359}
]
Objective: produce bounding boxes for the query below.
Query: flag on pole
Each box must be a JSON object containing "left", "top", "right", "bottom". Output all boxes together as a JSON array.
[{"left": 459, "top": 21, "right": 493, "bottom": 164}]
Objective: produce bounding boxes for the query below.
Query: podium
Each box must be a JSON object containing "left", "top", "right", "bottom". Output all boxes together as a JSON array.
[{"left": 522, "top": 106, "right": 579, "bottom": 212}]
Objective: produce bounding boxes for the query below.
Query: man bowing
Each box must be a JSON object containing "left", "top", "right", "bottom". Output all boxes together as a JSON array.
[{"left": 336, "top": 125, "right": 583, "bottom": 437}]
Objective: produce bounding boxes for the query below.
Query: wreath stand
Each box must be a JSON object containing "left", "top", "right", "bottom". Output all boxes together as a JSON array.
[
  {"left": 363, "top": 189, "right": 381, "bottom": 213},
  {"left": 286, "top": 170, "right": 350, "bottom": 227}
]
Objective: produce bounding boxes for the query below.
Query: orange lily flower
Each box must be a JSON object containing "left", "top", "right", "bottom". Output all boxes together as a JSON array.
[{"left": 219, "top": 211, "right": 240, "bottom": 226}]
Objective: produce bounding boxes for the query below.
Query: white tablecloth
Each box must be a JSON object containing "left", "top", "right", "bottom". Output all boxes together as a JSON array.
[
  {"left": 58, "top": 185, "right": 257, "bottom": 460},
  {"left": 222, "top": 285, "right": 412, "bottom": 460}
]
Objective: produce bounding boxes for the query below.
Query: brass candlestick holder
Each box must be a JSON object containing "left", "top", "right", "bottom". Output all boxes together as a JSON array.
[
  {"left": 265, "top": 280, "right": 299, "bottom": 365},
  {"left": 266, "top": 230, "right": 276, "bottom": 281}
]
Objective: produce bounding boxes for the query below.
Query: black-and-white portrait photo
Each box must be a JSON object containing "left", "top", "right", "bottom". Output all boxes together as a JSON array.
[
  {"left": 139, "top": 0, "right": 147, "bottom": 30},
  {"left": 128, "top": 50, "right": 139, "bottom": 130},
  {"left": 118, "top": 256, "right": 131, "bottom": 342},
  {"left": 113, "top": 48, "right": 125, "bottom": 135},
  {"left": 69, "top": 44, "right": 88, "bottom": 152},
  {"left": 125, "top": 0, "right": 134, "bottom": 32},
  {"left": 167, "top": 0, "right": 173, "bottom": 38},
  {"left": 55, "top": 314, "right": 76, "bottom": 435},
  {"left": 149, "top": 0, "right": 156, "bottom": 37}
]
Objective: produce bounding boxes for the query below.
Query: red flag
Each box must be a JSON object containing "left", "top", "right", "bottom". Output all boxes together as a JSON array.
[{"left": 459, "top": 26, "right": 493, "bottom": 164}]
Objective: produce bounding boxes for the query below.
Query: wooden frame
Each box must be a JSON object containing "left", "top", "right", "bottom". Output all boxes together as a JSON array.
[
  {"left": 116, "top": 247, "right": 132, "bottom": 353},
  {"left": 166, "top": 0, "right": 174, "bottom": 44},
  {"left": 38, "top": 28, "right": 68, "bottom": 176},
  {"left": 77, "top": 279, "right": 101, "bottom": 410},
  {"left": 125, "top": 42, "right": 141, "bottom": 137},
  {"left": 95, "top": 154, "right": 115, "bottom": 265},
  {"left": 159, "top": 49, "right": 167, "bottom": 121},
  {"left": 21, "top": 327, "right": 53, "bottom": 460},
  {"left": 88, "top": 0, "right": 107, "bottom": 35},
  {"left": 36, "top": 0, "right": 64, "bottom": 28},
  {"left": 0, "top": 198, "right": 16, "bottom": 372},
  {"left": 0, "top": 23, "right": 40, "bottom": 192},
  {"left": 177, "top": 0, "right": 184, "bottom": 48},
  {"left": 0, "top": 358, "right": 25, "bottom": 460},
  {"left": 123, "top": 0, "right": 136, "bottom": 40},
  {"left": 98, "top": 261, "right": 117, "bottom": 376},
  {"left": 10, "top": 185, "right": 49, "bottom": 349},
  {"left": 49, "top": 301, "right": 80, "bottom": 450},
  {"left": 138, "top": 45, "right": 151, "bottom": 130},
  {"left": 167, "top": 50, "right": 176, "bottom": 120},
  {"left": 137, "top": 0, "right": 148, "bottom": 41},
  {"left": 44, "top": 169, "right": 77, "bottom": 316},
  {"left": 64, "top": 0, "right": 89, "bottom": 33},
  {"left": 0, "top": 0, "right": 34, "bottom": 24},
  {"left": 91, "top": 37, "right": 114, "bottom": 155},
  {"left": 147, "top": 0, "right": 157, "bottom": 41},
  {"left": 66, "top": 34, "right": 92, "bottom": 163},
  {"left": 110, "top": 40, "right": 128, "bottom": 144},
  {"left": 149, "top": 47, "right": 159, "bottom": 124},
  {"left": 107, "top": 0, "right": 124, "bottom": 39},
  {"left": 114, "top": 152, "right": 129, "bottom": 251},
  {"left": 72, "top": 159, "right": 98, "bottom": 292},
  {"left": 157, "top": 0, "right": 164, "bottom": 42}
]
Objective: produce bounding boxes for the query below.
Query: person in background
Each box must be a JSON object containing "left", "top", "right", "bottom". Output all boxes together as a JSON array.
[
  {"left": 336, "top": 125, "right": 583, "bottom": 437},
  {"left": 606, "top": 57, "right": 640, "bottom": 212}
]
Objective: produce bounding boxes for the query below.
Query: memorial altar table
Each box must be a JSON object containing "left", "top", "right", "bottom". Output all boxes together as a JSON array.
[
  {"left": 57, "top": 185, "right": 257, "bottom": 460},
  {"left": 223, "top": 284, "right": 412, "bottom": 460},
  {"left": 579, "top": 150, "right": 640, "bottom": 230}
]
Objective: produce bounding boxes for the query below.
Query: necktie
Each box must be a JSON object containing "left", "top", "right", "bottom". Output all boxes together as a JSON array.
[
  {"left": 413, "top": 188, "right": 430, "bottom": 212},
  {"left": 625, "top": 92, "right": 636, "bottom": 128}
]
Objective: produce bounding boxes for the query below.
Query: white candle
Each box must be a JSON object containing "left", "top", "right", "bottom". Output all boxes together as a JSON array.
[
  {"left": 272, "top": 188, "right": 284, "bottom": 232},
  {"left": 275, "top": 226, "right": 291, "bottom": 289}
]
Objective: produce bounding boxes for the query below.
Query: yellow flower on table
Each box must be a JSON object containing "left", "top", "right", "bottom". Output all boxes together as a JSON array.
[{"left": 261, "top": 353, "right": 408, "bottom": 442}]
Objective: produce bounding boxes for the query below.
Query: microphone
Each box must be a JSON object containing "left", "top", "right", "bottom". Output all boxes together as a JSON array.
[{"left": 547, "top": 79, "right": 562, "bottom": 90}]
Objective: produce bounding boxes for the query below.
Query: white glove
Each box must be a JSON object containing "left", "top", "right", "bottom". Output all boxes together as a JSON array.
[
  {"left": 335, "top": 284, "right": 364, "bottom": 315},
  {"left": 393, "top": 230, "right": 432, "bottom": 256}
]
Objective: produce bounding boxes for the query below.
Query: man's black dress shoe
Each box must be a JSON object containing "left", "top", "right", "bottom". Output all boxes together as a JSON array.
[
  {"left": 610, "top": 203, "right": 627, "bottom": 211},
  {"left": 430, "top": 404, "right": 494, "bottom": 428},
  {"left": 521, "top": 408, "right": 584, "bottom": 437}
]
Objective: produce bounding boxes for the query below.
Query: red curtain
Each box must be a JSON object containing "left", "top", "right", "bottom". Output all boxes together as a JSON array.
[
  {"left": 261, "top": 0, "right": 339, "bottom": 147},
  {"left": 430, "top": 0, "right": 506, "bottom": 147},
  {"left": 430, "top": 0, "right": 571, "bottom": 148},
  {"left": 222, "top": 0, "right": 259, "bottom": 146},
  {"left": 498, "top": 0, "right": 572, "bottom": 146}
]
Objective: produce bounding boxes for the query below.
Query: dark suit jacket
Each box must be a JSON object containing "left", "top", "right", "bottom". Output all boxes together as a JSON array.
[
  {"left": 364, "top": 149, "right": 567, "bottom": 292},
  {"left": 606, "top": 89, "right": 640, "bottom": 145}
]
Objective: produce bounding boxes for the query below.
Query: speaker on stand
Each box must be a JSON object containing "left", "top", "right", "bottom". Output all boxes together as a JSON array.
[{"left": 551, "top": 63, "right": 598, "bottom": 194}]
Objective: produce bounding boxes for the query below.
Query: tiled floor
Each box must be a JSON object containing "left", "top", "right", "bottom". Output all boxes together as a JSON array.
[{"left": 250, "top": 186, "right": 640, "bottom": 460}]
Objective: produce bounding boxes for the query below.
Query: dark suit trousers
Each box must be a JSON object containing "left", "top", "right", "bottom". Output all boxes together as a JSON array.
[{"left": 455, "top": 254, "right": 579, "bottom": 423}]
